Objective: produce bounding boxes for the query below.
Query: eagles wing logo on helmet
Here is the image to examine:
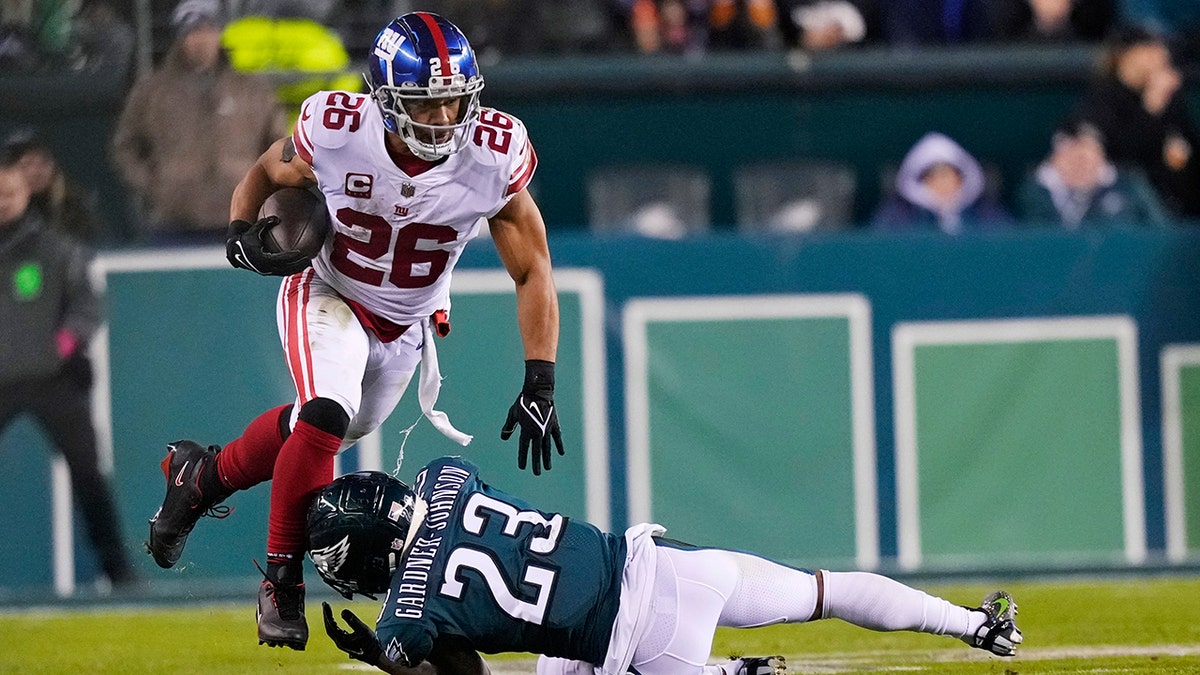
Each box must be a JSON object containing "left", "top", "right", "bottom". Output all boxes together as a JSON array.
[{"left": 310, "top": 534, "right": 353, "bottom": 577}]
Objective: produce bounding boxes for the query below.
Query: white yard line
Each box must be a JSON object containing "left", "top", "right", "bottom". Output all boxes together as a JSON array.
[
  {"left": 338, "top": 645, "right": 1200, "bottom": 674},
  {"left": 786, "top": 644, "right": 1200, "bottom": 673}
]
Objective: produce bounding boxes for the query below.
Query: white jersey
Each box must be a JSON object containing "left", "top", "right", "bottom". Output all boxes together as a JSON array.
[{"left": 291, "top": 90, "right": 537, "bottom": 327}]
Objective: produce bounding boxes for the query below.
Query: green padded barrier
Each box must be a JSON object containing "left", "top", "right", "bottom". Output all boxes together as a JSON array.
[
  {"left": 1161, "top": 345, "right": 1200, "bottom": 562},
  {"left": 103, "top": 251, "right": 284, "bottom": 585},
  {"left": 94, "top": 254, "right": 605, "bottom": 591},
  {"left": 623, "top": 294, "right": 876, "bottom": 570},
  {"left": 0, "top": 419, "right": 56, "bottom": 594},
  {"left": 893, "top": 317, "right": 1145, "bottom": 571}
]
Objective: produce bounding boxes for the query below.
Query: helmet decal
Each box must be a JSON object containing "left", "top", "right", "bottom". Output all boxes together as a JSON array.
[
  {"left": 311, "top": 534, "right": 352, "bottom": 576},
  {"left": 373, "top": 27, "right": 406, "bottom": 64},
  {"left": 414, "top": 12, "right": 452, "bottom": 79},
  {"left": 388, "top": 500, "right": 407, "bottom": 522},
  {"left": 373, "top": 27, "right": 406, "bottom": 87}
]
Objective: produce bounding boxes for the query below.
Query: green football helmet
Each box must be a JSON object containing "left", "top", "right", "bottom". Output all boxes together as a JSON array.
[{"left": 306, "top": 471, "right": 415, "bottom": 599}]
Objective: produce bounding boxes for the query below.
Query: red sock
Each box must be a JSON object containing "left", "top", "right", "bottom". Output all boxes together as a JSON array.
[
  {"left": 216, "top": 405, "right": 290, "bottom": 490},
  {"left": 266, "top": 419, "right": 340, "bottom": 560}
]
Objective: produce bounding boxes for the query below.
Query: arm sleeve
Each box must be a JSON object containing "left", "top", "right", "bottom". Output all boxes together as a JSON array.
[
  {"left": 377, "top": 622, "right": 435, "bottom": 669},
  {"left": 504, "top": 116, "right": 538, "bottom": 199}
]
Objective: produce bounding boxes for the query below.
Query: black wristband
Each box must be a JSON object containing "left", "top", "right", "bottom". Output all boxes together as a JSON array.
[{"left": 522, "top": 359, "right": 555, "bottom": 395}]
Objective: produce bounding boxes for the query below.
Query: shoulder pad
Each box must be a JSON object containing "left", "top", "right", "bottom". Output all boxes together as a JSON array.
[{"left": 295, "top": 91, "right": 373, "bottom": 159}]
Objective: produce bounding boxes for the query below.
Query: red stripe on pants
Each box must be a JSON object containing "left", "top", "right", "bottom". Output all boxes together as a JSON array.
[{"left": 283, "top": 271, "right": 317, "bottom": 402}]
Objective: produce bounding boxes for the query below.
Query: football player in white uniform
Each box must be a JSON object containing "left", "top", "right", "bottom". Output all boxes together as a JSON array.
[{"left": 146, "top": 13, "right": 563, "bottom": 651}]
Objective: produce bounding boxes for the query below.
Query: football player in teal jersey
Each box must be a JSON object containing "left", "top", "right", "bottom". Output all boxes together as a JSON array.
[{"left": 311, "top": 457, "right": 1022, "bottom": 675}]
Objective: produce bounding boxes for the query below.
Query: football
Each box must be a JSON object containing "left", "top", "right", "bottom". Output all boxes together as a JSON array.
[{"left": 258, "top": 187, "right": 331, "bottom": 259}]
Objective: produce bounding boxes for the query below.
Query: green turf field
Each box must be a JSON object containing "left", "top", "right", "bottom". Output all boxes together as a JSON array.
[{"left": 1, "top": 576, "right": 1198, "bottom": 674}]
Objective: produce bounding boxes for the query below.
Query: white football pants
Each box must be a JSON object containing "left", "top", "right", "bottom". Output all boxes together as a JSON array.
[
  {"left": 537, "top": 544, "right": 975, "bottom": 675},
  {"left": 275, "top": 269, "right": 421, "bottom": 450}
]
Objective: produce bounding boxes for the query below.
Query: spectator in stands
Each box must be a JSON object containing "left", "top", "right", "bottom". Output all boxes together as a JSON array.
[
  {"left": 0, "top": 0, "right": 77, "bottom": 71},
  {"left": 709, "top": 0, "right": 784, "bottom": 50},
  {"left": 74, "top": 1, "right": 135, "bottom": 74},
  {"left": 880, "top": 0, "right": 994, "bottom": 46},
  {"left": 1016, "top": 118, "right": 1167, "bottom": 228},
  {"left": 630, "top": 0, "right": 709, "bottom": 53},
  {"left": 111, "top": 0, "right": 286, "bottom": 244},
  {"left": 990, "top": 0, "right": 1117, "bottom": 43},
  {"left": 777, "top": 0, "right": 883, "bottom": 51},
  {"left": 1072, "top": 24, "right": 1200, "bottom": 220},
  {"left": 872, "top": 132, "right": 1012, "bottom": 233},
  {"left": 2, "top": 128, "right": 105, "bottom": 244},
  {"left": 0, "top": 152, "right": 137, "bottom": 591}
]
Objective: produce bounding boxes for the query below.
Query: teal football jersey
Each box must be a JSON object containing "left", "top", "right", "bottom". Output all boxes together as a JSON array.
[{"left": 376, "top": 457, "right": 627, "bottom": 667}]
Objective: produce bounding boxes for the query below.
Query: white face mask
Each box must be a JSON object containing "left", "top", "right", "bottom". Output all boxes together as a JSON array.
[{"left": 371, "top": 79, "right": 484, "bottom": 161}]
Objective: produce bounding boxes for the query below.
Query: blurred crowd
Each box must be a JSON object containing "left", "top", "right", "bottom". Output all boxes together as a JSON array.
[
  {"left": 1, "top": 0, "right": 1199, "bottom": 243},
  {"left": 3, "top": 1, "right": 1200, "bottom": 71}
]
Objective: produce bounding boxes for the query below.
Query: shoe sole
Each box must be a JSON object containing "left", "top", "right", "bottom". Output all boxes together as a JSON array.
[
  {"left": 258, "top": 638, "right": 306, "bottom": 651},
  {"left": 146, "top": 443, "right": 218, "bottom": 569},
  {"left": 146, "top": 522, "right": 185, "bottom": 569},
  {"left": 256, "top": 605, "right": 308, "bottom": 651}
]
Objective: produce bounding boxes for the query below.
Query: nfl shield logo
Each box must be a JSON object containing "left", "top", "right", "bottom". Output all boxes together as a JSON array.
[{"left": 400, "top": 183, "right": 415, "bottom": 198}]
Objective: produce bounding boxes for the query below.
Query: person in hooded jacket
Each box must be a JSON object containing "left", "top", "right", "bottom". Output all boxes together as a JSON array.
[{"left": 871, "top": 132, "right": 1013, "bottom": 234}]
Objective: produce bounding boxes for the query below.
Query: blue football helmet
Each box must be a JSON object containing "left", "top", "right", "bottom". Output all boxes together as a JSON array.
[{"left": 366, "top": 13, "right": 485, "bottom": 160}]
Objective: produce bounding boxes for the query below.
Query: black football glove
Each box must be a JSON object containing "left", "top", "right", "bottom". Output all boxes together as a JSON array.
[
  {"left": 500, "top": 359, "right": 565, "bottom": 476},
  {"left": 225, "top": 217, "right": 312, "bottom": 276},
  {"left": 322, "top": 602, "right": 383, "bottom": 666}
]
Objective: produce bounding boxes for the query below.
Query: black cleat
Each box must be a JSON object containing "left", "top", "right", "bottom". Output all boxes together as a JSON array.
[
  {"left": 731, "top": 656, "right": 786, "bottom": 675},
  {"left": 256, "top": 561, "right": 308, "bottom": 650},
  {"left": 146, "top": 441, "right": 231, "bottom": 569},
  {"left": 964, "top": 590, "right": 1023, "bottom": 656}
]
